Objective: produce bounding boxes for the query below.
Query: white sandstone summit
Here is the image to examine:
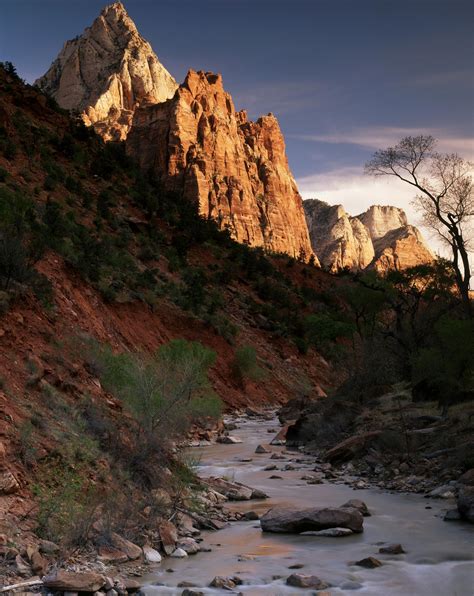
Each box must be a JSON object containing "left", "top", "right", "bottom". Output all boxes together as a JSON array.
[
  {"left": 303, "top": 199, "right": 434, "bottom": 272},
  {"left": 35, "top": 1, "right": 178, "bottom": 140}
]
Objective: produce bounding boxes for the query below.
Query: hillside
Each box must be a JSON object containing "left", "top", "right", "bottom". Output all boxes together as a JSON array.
[{"left": 0, "top": 63, "right": 349, "bottom": 583}]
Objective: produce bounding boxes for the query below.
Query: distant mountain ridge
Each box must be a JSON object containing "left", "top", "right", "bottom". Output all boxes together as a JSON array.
[{"left": 303, "top": 200, "right": 434, "bottom": 272}]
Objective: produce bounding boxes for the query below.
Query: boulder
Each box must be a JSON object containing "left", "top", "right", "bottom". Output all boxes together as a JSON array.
[
  {"left": 260, "top": 506, "right": 363, "bottom": 534},
  {"left": 14, "top": 554, "right": 32, "bottom": 577},
  {"left": 255, "top": 444, "right": 271, "bottom": 454},
  {"left": 39, "top": 539, "right": 60, "bottom": 555},
  {"left": 444, "top": 509, "right": 462, "bottom": 521},
  {"left": 325, "top": 431, "right": 381, "bottom": 463},
  {"left": 458, "top": 469, "right": 474, "bottom": 486},
  {"left": 159, "top": 520, "right": 178, "bottom": 555},
  {"left": 242, "top": 511, "right": 259, "bottom": 521},
  {"left": 300, "top": 527, "right": 353, "bottom": 537},
  {"left": 379, "top": 544, "right": 405, "bottom": 555},
  {"left": 97, "top": 546, "right": 128, "bottom": 564},
  {"left": 109, "top": 533, "right": 142, "bottom": 560},
  {"left": 216, "top": 435, "right": 243, "bottom": 444},
  {"left": 340, "top": 499, "right": 371, "bottom": 517},
  {"left": 428, "top": 485, "right": 456, "bottom": 499},
  {"left": 355, "top": 557, "right": 382, "bottom": 568},
  {"left": 43, "top": 571, "right": 105, "bottom": 592},
  {"left": 270, "top": 425, "right": 290, "bottom": 446},
  {"left": 29, "top": 549, "right": 49, "bottom": 575},
  {"left": 209, "top": 576, "right": 237, "bottom": 590},
  {"left": 203, "top": 477, "right": 268, "bottom": 501},
  {"left": 0, "top": 469, "right": 20, "bottom": 494},
  {"left": 286, "top": 574, "right": 329, "bottom": 589},
  {"left": 177, "top": 537, "right": 200, "bottom": 555},
  {"left": 171, "top": 547, "right": 188, "bottom": 558},
  {"left": 143, "top": 545, "right": 162, "bottom": 563},
  {"left": 123, "top": 578, "right": 142, "bottom": 592},
  {"left": 457, "top": 486, "right": 474, "bottom": 523}
]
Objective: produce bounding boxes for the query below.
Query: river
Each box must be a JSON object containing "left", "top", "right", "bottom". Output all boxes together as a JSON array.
[{"left": 143, "top": 413, "right": 474, "bottom": 595}]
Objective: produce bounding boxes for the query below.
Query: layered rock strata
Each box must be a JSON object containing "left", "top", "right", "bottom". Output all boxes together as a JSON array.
[{"left": 126, "top": 69, "right": 316, "bottom": 260}]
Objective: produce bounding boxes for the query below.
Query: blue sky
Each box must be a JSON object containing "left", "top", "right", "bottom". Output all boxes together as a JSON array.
[{"left": 1, "top": 0, "right": 473, "bottom": 249}]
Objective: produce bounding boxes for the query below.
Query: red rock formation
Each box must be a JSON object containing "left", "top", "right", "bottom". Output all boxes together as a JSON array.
[{"left": 126, "top": 70, "right": 316, "bottom": 261}]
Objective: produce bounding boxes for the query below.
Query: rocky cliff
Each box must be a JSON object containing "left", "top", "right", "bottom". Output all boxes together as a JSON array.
[
  {"left": 34, "top": 2, "right": 177, "bottom": 141},
  {"left": 126, "top": 69, "right": 316, "bottom": 260},
  {"left": 304, "top": 199, "right": 433, "bottom": 272},
  {"left": 36, "top": 3, "right": 314, "bottom": 261},
  {"left": 304, "top": 201, "right": 374, "bottom": 271}
]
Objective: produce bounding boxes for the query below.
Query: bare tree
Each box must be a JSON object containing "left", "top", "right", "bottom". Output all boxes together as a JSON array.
[{"left": 365, "top": 135, "right": 473, "bottom": 316}]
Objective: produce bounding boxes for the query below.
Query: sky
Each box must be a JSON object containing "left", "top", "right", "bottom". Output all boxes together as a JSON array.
[{"left": 1, "top": 0, "right": 473, "bottom": 255}]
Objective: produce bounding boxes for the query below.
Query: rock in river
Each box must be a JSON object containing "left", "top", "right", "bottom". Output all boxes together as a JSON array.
[
  {"left": 260, "top": 506, "right": 364, "bottom": 533},
  {"left": 355, "top": 556, "right": 382, "bottom": 568},
  {"left": 204, "top": 477, "right": 268, "bottom": 501},
  {"left": 301, "top": 527, "right": 353, "bottom": 537},
  {"left": 340, "top": 499, "right": 371, "bottom": 516},
  {"left": 286, "top": 573, "right": 329, "bottom": 589},
  {"left": 457, "top": 486, "right": 474, "bottom": 523},
  {"left": 379, "top": 543, "right": 405, "bottom": 554}
]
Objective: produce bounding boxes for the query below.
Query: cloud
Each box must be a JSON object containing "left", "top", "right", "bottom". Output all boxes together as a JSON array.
[
  {"left": 293, "top": 126, "right": 474, "bottom": 158},
  {"left": 408, "top": 68, "right": 474, "bottom": 88},
  {"left": 232, "top": 81, "right": 327, "bottom": 117}
]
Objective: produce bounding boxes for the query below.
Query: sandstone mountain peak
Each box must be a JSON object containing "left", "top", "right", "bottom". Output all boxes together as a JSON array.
[
  {"left": 303, "top": 199, "right": 433, "bottom": 272},
  {"left": 126, "top": 69, "right": 316, "bottom": 260},
  {"left": 35, "top": 2, "right": 177, "bottom": 140},
  {"left": 357, "top": 204, "right": 408, "bottom": 240}
]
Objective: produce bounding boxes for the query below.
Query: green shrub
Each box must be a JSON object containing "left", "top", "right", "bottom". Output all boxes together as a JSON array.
[
  {"left": 232, "top": 345, "right": 265, "bottom": 385},
  {"left": 93, "top": 339, "right": 221, "bottom": 439}
]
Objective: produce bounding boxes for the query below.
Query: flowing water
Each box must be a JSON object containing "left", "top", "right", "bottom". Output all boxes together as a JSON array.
[{"left": 144, "top": 414, "right": 474, "bottom": 595}]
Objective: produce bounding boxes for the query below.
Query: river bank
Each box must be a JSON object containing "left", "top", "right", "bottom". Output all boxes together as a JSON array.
[
  {"left": 141, "top": 411, "right": 474, "bottom": 595},
  {"left": 3, "top": 411, "right": 473, "bottom": 595}
]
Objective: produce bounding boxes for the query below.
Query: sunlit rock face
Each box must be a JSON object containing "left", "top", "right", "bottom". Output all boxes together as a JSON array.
[
  {"left": 303, "top": 200, "right": 374, "bottom": 272},
  {"left": 126, "top": 69, "right": 316, "bottom": 261},
  {"left": 357, "top": 205, "right": 408, "bottom": 240},
  {"left": 371, "top": 225, "right": 434, "bottom": 272},
  {"left": 35, "top": 2, "right": 177, "bottom": 141},
  {"left": 36, "top": 4, "right": 314, "bottom": 260},
  {"left": 304, "top": 199, "right": 433, "bottom": 272}
]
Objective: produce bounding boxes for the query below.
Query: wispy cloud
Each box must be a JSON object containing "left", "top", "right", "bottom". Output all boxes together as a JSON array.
[
  {"left": 293, "top": 126, "right": 474, "bottom": 157},
  {"left": 233, "top": 81, "right": 328, "bottom": 117},
  {"left": 408, "top": 68, "right": 474, "bottom": 88}
]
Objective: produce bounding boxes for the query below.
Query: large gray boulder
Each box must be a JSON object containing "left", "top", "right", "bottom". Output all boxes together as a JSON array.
[{"left": 260, "top": 506, "right": 363, "bottom": 533}]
